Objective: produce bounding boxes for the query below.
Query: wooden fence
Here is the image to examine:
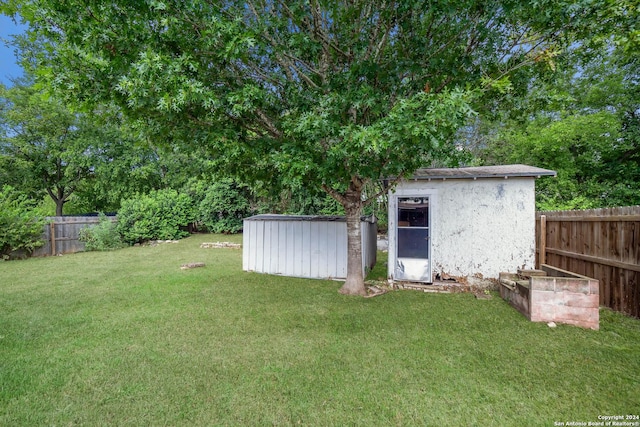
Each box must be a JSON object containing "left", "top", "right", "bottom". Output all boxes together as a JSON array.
[
  {"left": 536, "top": 206, "right": 640, "bottom": 318},
  {"left": 32, "top": 216, "right": 116, "bottom": 257}
]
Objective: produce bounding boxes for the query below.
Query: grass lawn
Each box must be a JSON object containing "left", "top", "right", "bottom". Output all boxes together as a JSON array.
[{"left": 1, "top": 233, "right": 639, "bottom": 426}]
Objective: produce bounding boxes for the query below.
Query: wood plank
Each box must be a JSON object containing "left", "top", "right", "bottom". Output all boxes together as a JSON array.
[
  {"left": 53, "top": 237, "right": 76, "bottom": 242},
  {"left": 543, "top": 215, "right": 640, "bottom": 222},
  {"left": 539, "top": 215, "right": 546, "bottom": 267},
  {"left": 50, "top": 222, "right": 56, "bottom": 256},
  {"left": 545, "top": 248, "right": 640, "bottom": 272}
]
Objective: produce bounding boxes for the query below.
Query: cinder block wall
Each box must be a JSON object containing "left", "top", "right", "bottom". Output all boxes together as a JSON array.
[
  {"left": 529, "top": 266, "right": 599, "bottom": 330},
  {"left": 499, "top": 266, "right": 599, "bottom": 330}
]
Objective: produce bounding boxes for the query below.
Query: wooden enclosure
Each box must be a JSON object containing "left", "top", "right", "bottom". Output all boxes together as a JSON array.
[
  {"left": 32, "top": 216, "right": 116, "bottom": 257},
  {"left": 536, "top": 206, "right": 640, "bottom": 318}
]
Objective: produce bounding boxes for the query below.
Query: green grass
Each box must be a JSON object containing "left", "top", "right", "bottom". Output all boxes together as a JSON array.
[{"left": 1, "top": 233, "right": 639, "bottom": 426}]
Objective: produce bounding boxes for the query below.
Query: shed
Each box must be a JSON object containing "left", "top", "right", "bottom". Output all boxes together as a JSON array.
[
  {"left": 387, "top": 164, "right": 556, "bottom": 285},
  {"left": 243, "top": 214, "right": 377, "bottom": 280}
]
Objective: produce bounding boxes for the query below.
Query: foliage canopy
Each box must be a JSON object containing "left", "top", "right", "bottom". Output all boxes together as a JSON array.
[{"left": 3, "top": 0, "right": 614, "bottom": 293}]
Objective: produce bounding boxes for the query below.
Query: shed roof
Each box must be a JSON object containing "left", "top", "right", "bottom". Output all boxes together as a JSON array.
[
  {"left": 410, "top": 164, "right": 556, "bottom": 180},
  {"left": 245, "top": 214, "right": 374, "bottom": 222}
]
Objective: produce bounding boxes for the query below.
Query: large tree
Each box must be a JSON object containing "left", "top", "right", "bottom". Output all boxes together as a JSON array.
[
  {"left": 0, "top": 82, "right": 104, "bottom": 215},
  {"left": 479, "top": 37, "right": 640, "bottom": 210},
  {"left": 0, "top": 81, "right": 167, "bottom": 215},
  {"left": 4, "top": 0, "right": 607, "bottom": 294}
]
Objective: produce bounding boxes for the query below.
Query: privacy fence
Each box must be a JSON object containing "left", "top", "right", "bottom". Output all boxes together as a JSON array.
[
  {"left": 32, "top": 216, "right": 116, "bottom": 257},
  {"left": 536, "top": 206, "right": 640, "bottom": 318}
]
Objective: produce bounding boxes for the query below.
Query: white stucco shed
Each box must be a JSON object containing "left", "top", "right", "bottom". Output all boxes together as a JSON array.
[{"left": 387, "top": 164, "right": 556, "bottom": 285}]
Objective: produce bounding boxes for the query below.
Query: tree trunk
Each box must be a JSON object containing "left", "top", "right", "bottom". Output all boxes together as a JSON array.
[
  {"left": 54, "top": 187, "right": 66, "bottom": 216},
  {"left": 47, "top": 187, "right": 67, "bottom": 216},
  {"left": 55, "top": 199, "right": 64, "bottom": 216},
  {"left": 339, "top": 201, "right": 367, "bottom": 296}
]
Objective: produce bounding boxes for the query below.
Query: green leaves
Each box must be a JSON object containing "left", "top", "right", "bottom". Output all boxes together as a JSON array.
[
  {"left": 197, "top": 179, "right": 254, "bottom": 234},
  {"left": 484, "top": 111, "right": 640, "bottom": 209},
  {"left": 116, "top": 189, "right": 195, "bottom": 245},
  {"left": 78, "top": 213, "right": 124, "bottom": 251},
  {"left": 7, "top": 0, "right": 630, "bottom": 287},
  {"left": 0, "top": 82, "right": 96, "bottom": 214},
  {"left": 280, "top": 87, "right": 474, "bottom": 193},
  {"left": 0, "top": 185, "right": 45, "bottom": 258}
]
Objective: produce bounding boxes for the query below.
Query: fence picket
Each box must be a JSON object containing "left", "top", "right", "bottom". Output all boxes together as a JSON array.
[
  {"left": 536, "top": 206, "right": 640, "bottom": 318},
  {"left": 32, "top": 216, "right": 116, "bottom": 257}
]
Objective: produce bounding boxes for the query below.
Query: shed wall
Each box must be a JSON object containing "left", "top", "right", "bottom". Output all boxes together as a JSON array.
[
  {"left": 389, "top": 177, "right": 536, "bottom": 282},
  {"left": 243, "top": 217, "right": 377, "bottom": 280}
]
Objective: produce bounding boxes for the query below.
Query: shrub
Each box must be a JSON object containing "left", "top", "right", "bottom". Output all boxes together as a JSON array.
[
  {"left": 198, "top": 179, "right": 254, "bottom": 234},
  {"left": 78, "top": 213, "right": 124, "bottom": 251},
  {"left": 0, "top": 185, "right": 45, "bottom": 259},
  {"left": 117, "top": 189, "right": 195, "bottom": 245}
]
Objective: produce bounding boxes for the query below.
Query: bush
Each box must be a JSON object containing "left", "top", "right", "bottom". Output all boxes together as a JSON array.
[
  {"left": 78, "top": 213, "right": 124, "bottom": 251},
  {"left": 0, "top": 185, "right": 45, "bottom": 259},
  {"left": 198, "top": 179, "right": 254, "bottom": 234},
  {"left": 117, "top": 189, "right": 195, "bottom": 245}
]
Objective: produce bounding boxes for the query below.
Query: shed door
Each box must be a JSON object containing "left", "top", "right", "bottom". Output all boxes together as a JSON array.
[{"left": 395, "top": 197, "right": 431, "bottom": 282}]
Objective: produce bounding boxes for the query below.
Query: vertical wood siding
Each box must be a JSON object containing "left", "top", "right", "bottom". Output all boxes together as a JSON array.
[
  {"left": 31, "top": 216, "right": 115, "bottom": 257},
  {"left": 536, "top": 206, "right": 640, "bottom": 318}
]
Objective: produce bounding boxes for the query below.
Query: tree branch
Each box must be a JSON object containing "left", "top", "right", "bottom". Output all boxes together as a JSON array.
[{"left": 322, "top": 183, "right": 347, "bottom": 206}]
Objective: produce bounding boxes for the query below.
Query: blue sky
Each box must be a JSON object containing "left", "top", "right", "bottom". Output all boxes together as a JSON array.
[{"left": 0, "top": 14, "right": 27, "bottom": 86}]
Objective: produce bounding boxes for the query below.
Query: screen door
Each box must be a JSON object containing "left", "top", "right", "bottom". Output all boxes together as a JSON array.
[{"left": 395, "top": 196, "right": 431, "bottom": 282}]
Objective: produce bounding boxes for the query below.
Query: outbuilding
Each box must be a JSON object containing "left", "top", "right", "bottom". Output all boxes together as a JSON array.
[
  {"left": 387, "top": 164, "right": 556, "bottom": 285},
  {"left": 243, "top": 214, "right": 377, "bottom": 280}
]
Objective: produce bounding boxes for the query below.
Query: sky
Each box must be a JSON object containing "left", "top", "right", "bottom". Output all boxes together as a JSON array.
[{"left": 0, "top": 14, "right": 27, "bottom": 86}]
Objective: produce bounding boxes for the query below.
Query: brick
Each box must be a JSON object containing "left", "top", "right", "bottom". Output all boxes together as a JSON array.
[{"left": 589, "top": 280, "right": 600, "bottom": 294}]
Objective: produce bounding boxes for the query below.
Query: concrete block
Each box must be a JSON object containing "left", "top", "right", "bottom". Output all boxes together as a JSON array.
[
  {"left": 515, "top": 282, "right": 530, "bottom": 298},
  {"left": 531, "top": 290, "right": 562, "bottom": 305},
  {"left": 555, "top": 306, "right": 598, "bottom": 323},
  {"left": 555, "top": 279, "right": 590, "bottom": 294},
  {"left": 563, "top": 293, "right": 599, "bottom": 308},
  {"left": 530, "top": 304, "right": 555, "bottom": 322},
  {"left": 531, "top": 277, "right": 556, "bottom": 291}
]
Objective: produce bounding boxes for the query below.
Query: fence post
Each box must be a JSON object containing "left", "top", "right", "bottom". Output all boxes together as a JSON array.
[
  {"left": 539, "top": 214, "right": 546, "bottom": 267},
  {"left": 50, "top": 222, "right": 56, "bottom": 256}
]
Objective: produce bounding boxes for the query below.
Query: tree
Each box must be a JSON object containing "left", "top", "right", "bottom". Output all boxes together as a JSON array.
[
  {"left": 0, "top": 81, "right": 105, "bottom": 215},
  {"left": 483, "top": 112, "right": 634, "bottom": 209},
  {"left": 480, "top": 39, "right": 640, "bottom": 209},
  {"left": 5, "top": 1, "right": 608, "bottom": 294},
  {"left": 0, "top": 80, "right": 175, "bottom": 215}
]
